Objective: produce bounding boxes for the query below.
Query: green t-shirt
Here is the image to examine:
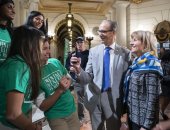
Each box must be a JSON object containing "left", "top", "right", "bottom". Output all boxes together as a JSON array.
[
  {"left": 0, "top": 55, "right": 32, "bottom": 128},
  {"left": 40, "top": 58, "right": 76, "bottom": 119},
  {"left": 0, "top": 28, "right": 11, "bottom": 64}
]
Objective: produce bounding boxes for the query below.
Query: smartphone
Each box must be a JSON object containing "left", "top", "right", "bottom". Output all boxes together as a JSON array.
[{"left": 71, "top": 51, "right": 80, "bottom": 64}]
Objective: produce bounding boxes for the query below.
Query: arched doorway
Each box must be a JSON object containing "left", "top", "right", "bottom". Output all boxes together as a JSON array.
[{"left": 54, "top": 18, "right": 85, "bottom": 64}]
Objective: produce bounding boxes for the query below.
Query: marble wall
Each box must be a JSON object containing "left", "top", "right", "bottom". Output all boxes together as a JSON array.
[
  {"left": 12, "top": 0, "right": 170, "bottom": 57},
  {"left": 127, "top": 0, "right": 170, "bottom": 47}
]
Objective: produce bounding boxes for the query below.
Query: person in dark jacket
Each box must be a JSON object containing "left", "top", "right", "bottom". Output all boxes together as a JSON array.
[
  {"left": 159, "top": 49, "right": 170, "bottom": 120},
  {"left": 65, "top": 37, "right": 90, "bottom": 125}
]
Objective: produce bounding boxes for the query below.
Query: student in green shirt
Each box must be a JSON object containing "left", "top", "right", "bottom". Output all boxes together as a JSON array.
[
  {"left": 0, "top": 25, "right": 44, "bottom": 130},
  {"left": 35, "top": 39, "right": 80, "bottom": 130},
  {"left": 0, "top": 0, "right": 15, "bottom": 64}
]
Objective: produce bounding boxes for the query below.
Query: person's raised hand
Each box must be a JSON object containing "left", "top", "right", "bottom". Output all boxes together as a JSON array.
[
  {"left": 70, "top": 56, "right": 81, "bottom": 74},
  {"left": 58, "top": 76, "right": 71, "bottom": 92}
]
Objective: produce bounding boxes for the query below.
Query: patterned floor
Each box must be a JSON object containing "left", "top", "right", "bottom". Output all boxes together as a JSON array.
[
  {"left": 38, "top": 103, "right": 170, "bottom": 130},
  {"left": 161, "top": 102, "right": 170, "bottom": 120}
]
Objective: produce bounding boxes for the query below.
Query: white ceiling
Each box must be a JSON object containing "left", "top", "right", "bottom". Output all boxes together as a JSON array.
[{"left": 39, "top": 0, "right": 116, "bottom": 14}]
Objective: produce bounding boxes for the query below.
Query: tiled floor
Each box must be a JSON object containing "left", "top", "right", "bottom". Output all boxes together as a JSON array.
[
  {"left": 32, "top": 106, "right": 51, "bottom": 130},
  {"left": 34, "top": 102, "right": 170, "bottom": 130},
  {"left": 162, "top": 102, "right": 170, "bottom": 120},
  {"left": 32, "top": 106, "right": 92, "bottom": 130},
  {"left": 43, "top": 124, "right": 51, "bottom": 130}
]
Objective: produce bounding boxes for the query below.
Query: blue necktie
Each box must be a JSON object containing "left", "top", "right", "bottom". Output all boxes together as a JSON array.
[{"left": 102, "top": 47, "right": 111, "bottom": 92}]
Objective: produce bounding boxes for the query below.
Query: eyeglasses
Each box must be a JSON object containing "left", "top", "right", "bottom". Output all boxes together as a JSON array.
[{"left": 97, "top": 30, "right": 113, "bottom": 34}]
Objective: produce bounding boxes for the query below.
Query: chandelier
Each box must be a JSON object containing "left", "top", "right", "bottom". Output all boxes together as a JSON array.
[{"left": 66, "top": 3, "right": 74, "bottom": 32}]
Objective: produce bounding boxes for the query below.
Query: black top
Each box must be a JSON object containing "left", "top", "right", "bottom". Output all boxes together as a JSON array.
[{"left": 65, "top": 50, "right": 89, "bottom": 79}]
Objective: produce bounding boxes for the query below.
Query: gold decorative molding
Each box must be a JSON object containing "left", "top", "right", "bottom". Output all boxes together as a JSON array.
[
  {"left": 20, "top": 0, "right": 30, "bottom": 8},
  {"left": 38, "top": 0, "right": 114, "bottom": 15},
  {"left": 130, "top": 0, "right": 142, "bottom": 4}
]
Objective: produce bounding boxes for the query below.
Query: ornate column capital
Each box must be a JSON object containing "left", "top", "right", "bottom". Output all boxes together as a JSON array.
[
  {"left": 113, "top": 1, "right": 130, "bottom": 8},
  {"left": 20, "top": 0, "right": 39, "bottom": 9},
  {"left": 19, "top": 0, "right": 29, "bottom": 8}
]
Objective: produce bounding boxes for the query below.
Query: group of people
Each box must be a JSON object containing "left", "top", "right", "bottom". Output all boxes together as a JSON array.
[
  {"left": 0, "top": 0, "right": 79, "bottom": 130},
  {"left": 69, "top": 20, "right": 165, "bottom": 130},
  {"left": 0, "top": 0, "right": 170, "bottom": 130}
]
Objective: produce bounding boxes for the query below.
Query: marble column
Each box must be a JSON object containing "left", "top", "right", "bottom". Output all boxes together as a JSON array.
[
  {"left": 19, "top": 0, "right": 29, "bottom": 25},
  {"left": 113, "top": 1, "right": 130, "bottom": 47},
  {"left": 28, "top": 0, "right": 39, "bottom": 12},
  {"left": 105, "top": 7, "right": 116, "bottom": 21},
  {"left": 13, "top": 0, "right": 39, "bottom": 26},
  {"left": 13, "top": 0, "right": 20, "bottom": 26}
]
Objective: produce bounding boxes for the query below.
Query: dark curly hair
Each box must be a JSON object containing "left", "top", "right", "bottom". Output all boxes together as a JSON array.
[{"left": 25, "top": 11, "right": 47, "bottom": 35}]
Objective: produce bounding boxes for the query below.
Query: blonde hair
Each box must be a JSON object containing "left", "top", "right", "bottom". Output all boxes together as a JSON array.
[{"left": 131, "top": 30, "right": 158, "bottom": 56}]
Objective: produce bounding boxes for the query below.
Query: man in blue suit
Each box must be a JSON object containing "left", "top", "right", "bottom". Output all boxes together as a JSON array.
[{"left": 70, "top": 20, "right": 130, "bottom": 130}]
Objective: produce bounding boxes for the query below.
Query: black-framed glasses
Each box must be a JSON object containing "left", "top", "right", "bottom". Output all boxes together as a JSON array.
[{"left": 97, "top": 30, "right": 113, "bottom": 34}]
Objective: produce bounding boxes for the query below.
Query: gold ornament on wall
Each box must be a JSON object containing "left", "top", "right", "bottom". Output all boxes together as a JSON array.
[
  {"left": 154, "top": 20, "right": 170, "bottom": 43},
  {"left": 130, "top": 0, "right": 142, "bottom": 4}
]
